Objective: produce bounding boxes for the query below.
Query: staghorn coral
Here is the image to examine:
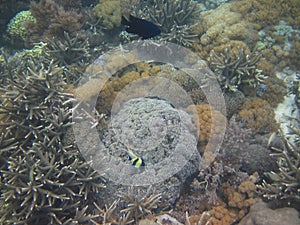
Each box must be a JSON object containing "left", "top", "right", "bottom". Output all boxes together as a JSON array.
[
  {"left": 238, "top": 98, "right": 278, "bottom": 134},
  {"left": 258, "top": 127, "right": 300, "bottom": 206},
  {"left": 142, "top": 0, "right": 201, "bottom": 47},
  {"left": 208, "top": 45, "right": 267, "bottom": 92},
  {"left": 118, "top": 187, "right": 161, "bottom": 221},
  {"left": 0, "top": 60, "right": 105, "bottom": 224},
  {"left": 46, "top": 31, "right": 91, "bottom": 67}
]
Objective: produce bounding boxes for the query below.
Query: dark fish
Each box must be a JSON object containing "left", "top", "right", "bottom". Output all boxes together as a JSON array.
[{"left": 121, "top": 14, "right": 161, "bottom": 39}]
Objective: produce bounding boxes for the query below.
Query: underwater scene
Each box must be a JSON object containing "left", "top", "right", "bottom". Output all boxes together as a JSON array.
[{"left": 0, "top": 0, "right": 300, "bottom": 224}]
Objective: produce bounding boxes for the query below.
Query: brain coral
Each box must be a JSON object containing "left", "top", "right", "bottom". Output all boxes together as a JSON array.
[{"left": 238, "top": 98, "right": 278, "bottom": 134}]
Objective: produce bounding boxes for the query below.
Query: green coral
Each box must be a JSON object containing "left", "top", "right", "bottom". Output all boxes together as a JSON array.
[
  {"left": 93, "top": 0, "right": 122, "bottom": 29},
  {"left": 6, "top": 10, "right": 36, "bottom": 41}
]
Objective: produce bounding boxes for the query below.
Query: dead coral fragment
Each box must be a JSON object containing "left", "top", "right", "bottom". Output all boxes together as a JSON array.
[{"left": 209, "top": 46, "right": 267, "bottom": 92}]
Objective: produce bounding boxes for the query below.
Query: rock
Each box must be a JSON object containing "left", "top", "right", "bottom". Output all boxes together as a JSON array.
[{"left": 238, "top": 200, "right": 300, "bottom": 225}]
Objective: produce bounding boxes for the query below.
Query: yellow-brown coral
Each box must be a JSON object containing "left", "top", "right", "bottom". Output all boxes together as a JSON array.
[
  {"left": 238, "top": 98, "right": 278, "bottom": 134},
  {"left": 186, "top": 104, "right": 227, "bottom": 147},
  {"left": 231, "top": 0, "right": 300, "bottom": 29},
  {"left": 93, "top": 0, "right": 122, "bottom": 29},
  {"left": 193, "top": 4, "right": 258, "bottom": 59}
]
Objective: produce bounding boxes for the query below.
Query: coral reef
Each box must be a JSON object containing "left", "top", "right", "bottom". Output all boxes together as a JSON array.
[
  {"left": 237, "top": 200, "right": 300, "bottom": 225},
  {"left": 186, "top": 104, "right": 227, "bottom": 146},
  {"left": 208, "top": 45, "right": 267, "bottom": 92},
  {"left": 238, "top": 98, "right": 278, "bottom": 134},
  {"left": 143, "top": 0, "right": 201, "bottom": 46},
  {"left": 0, "top": 60, "right": 105, "bottom": 224},
  {"left": 27, "top": 0, "right": 83, "bottom": 43},
  {"left": 231, "top": 0, "right": 300, "bottom": 30},
  {"left": 6, "top": 10, "right": 36, "bottom": 43},
  {"left": 258, "top": 126, "right": 300, "bottom": 207},
  {"left": 45, "top": 31, "right": 91, "bottom": 66},
  {"left": 220, "top": 116, "right": 278, "bottom": 175},
  {"left": 92, "top": 0, "right": 122, "bottom": 29}
]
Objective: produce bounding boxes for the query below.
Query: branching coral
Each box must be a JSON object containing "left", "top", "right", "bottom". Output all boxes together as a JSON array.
[
  {"left": 0, "top": 60, "right": 105, "bottom": 224},
  {"left": 259, "top": 128, "right": 300, "bottom": 204},
  {"left": 209, "top": 46, "right": 267, "bottom": 92},
  {"left": 46, "top": 31, "right": 91, "bottom": 66},
  {"left": 143, "top": 0, "right": 201, "bottom": 46},
  {"left": 118, "top": 187, "right": 161, "bottom": 221}
]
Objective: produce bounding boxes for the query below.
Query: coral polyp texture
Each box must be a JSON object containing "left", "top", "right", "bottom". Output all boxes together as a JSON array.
[
  {"left": 209, "top": 45, "right": 267, "bottom": 92},
  {"left": 0, "top": 61, "right": 105, "bottom": 224},
  {"left": 238, "top": 98, "right": 278, "bottom": 134},
  {"left": 93, "top": 0, "right": 122, "bottom": 29},
  {"left": 6, "top": 10, "right": 36, "bottom": 42}
]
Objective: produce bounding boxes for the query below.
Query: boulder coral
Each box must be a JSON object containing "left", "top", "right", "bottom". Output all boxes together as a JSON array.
[{"left": 238, "top": 98, "right": 278, "bottom": 134}]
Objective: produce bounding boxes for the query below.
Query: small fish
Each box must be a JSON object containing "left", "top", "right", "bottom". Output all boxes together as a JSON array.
[
  {"left": 121, "top": 14, "right": 161, "bottom": 39},
  {"left": 127, "top": 148, "right": 145, "bottom": 168}
]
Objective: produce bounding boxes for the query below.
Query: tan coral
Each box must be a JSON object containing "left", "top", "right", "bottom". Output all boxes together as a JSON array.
[
  {"left": 93, "top": 0, "right": 122, "bottom": 29},
  {"left": 238, "top": 98, "right": 278, "bottom": 134},
  {"left": 193, "top": 4, "right": 258, "bottom": 59},
  {"left": 186, "top": 104, "right": 227, "bottom": 146}
]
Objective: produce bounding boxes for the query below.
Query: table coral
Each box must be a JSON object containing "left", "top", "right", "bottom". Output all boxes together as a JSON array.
[{"left": 238, "top": 98, "right": 278, "bottom": 134}]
